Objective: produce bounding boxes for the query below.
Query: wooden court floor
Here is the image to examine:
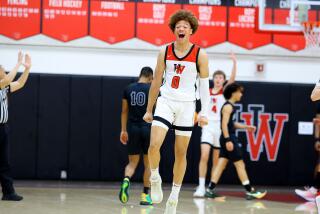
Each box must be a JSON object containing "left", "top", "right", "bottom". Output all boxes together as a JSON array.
[{"left": 0, "top": 181, "right": 317, "bottom": 214}]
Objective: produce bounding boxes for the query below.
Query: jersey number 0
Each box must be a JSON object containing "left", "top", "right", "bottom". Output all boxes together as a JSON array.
[{"left": 171, "top": 76, "right": 180, "bottom": 89}]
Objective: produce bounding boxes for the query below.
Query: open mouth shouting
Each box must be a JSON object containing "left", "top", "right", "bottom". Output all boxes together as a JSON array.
[{"left": 178, "top": 33, "right": 185, "bottom": 39}]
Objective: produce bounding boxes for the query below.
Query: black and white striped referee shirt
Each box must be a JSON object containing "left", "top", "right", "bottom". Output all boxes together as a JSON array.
[{"left": 0, "top": 86, "right": 9, "bottom": 124}]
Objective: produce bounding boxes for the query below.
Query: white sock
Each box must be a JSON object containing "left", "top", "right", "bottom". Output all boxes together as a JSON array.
[
  {"left": 150, "top": 168, "right": 160, "bottom": 180},
  {"left": 242, "top": 180, "right": 250, "bottom": 186},
  {"left": 169, "top": 183, "right": 181, "bottom": 201},
  {"left": 199, "top": 177, "right": 205, "bottom": 188}
]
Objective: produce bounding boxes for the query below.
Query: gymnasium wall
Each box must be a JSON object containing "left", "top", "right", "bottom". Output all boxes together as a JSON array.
[{"left": 7, "top": 73, "right": 318, "bottom": 186}]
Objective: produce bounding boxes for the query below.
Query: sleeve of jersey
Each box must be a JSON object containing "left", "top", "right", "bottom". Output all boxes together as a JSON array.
[{"left": 199, "top": 77, "right": 210, "bottom": 118}]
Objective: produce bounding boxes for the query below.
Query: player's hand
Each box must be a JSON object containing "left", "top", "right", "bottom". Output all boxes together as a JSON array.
[
  {"left": 120, "top": 131, "right": 128, "bottom": 145},
  {"left": 226, "top": 141, "right": 234, "bottom": 151},
  {"left": 143, "top": 112, "right": 153, "bottom": 123},
  {"left": 313, "top": 118, "right": 320, "bottom": 125},
  {"left": 197, "top": 114, "right": 208, "bottom": 127},
  {"left": 230, "top": 51, "right": 236, "bottom": 63},
  {"left": 246, "top": 125, "right": 256, "bottom": 132},
  {"left": 17, "top": 51, "right": 23, "bottom": 65},
  {"left": 23, "top": 54, "right": 32, "bottom": 70}
]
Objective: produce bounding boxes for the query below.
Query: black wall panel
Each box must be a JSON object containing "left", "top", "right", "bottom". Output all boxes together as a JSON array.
[
  {"left": 8, "top": 74, "right": 39, "bottom": 178},
  {"left": 288, "top": 84, "right": 317, "bottom": 185},
  {"left": 4, "top": 73, "right": 318, "bottom": 186},
  {"left": 37, "top": 75, "right": 70, "bottom": 179},
  {"left": 237, "top": 82, "right": 292, "bottom": 185},
  {"left": 68, "top": 76, "right": 102, "bottom": 180}
]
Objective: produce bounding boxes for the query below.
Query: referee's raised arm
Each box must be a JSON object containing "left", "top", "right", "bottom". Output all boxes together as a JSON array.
[
  {"left": 10, "top": 54, "right": 32, "bottom": 93},
  {"left": 0, "top": 51, "right": 23, "bottom": 89}
]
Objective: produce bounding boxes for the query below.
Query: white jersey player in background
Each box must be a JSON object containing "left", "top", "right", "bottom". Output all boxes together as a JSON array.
[
  {"left": 194, "top": 53, "right": 237, "bottom": 197},
  {"left": 143, "top": 10, "right": 210, "bottom": 214}
]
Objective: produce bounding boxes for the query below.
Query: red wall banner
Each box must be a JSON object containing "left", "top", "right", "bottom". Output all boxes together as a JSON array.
[
  {"left": 136, "top": 3, "right": 181, "bottom": 46},
  {"left": 228, "top": 7, "right": 272, "bottom": 49},
  {"left": 273, "top": 9, "right": 317, "bottom": 51},
  {"left": 90, "top": 1, "right": 135, "bottom": 44},
  {"left": 42, "top": 0, "right": 88, "bottom": 42},
  {"left": 0, "top": 0, "right": 41, "bottom": 40},
  {"left": 183, "top": 5, "right": 227, "bottom": 48}
]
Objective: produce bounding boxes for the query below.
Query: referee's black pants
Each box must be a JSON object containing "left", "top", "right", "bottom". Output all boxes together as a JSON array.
[{"left": 0, "top": 124, "right": 14, "bottom": 195}]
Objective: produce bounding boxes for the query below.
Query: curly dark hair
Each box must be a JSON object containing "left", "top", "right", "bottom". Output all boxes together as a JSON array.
[{"left": 168, "top": 10, "right": 198, "bottom": 34}]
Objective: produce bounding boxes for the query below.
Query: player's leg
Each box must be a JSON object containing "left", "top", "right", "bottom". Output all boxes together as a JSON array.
[
  {"left": 296, "top": 113, "right": 320, "bottom": 201},
  {"left": 194, "top": 142, "right": 211, "bottom": 197},
  {"left": 0, "top": 125, "right": 22, "bottom": 201},
  {"left": 315, "top": 108, "right": 320, "bottom": 209},
  {"left": 149, "top": 97, "right": 174, "bottom": 204},
  {"left": 209, "top": 126, "right": 221, "bottom": 190},
  {"left": 295, "top": 162, "right": 320, "bottom": 202},
  {"left": 233, "top": 160, "right": 266, "bottom": 200},
  {"left": 119, "top": 154, "right": 140, "bottom": 203},
  {"left": 205, "top": 135, "right": 228, "bottom": 198},
  {"left": 119, "top": 124, "right": 141, "bottom": 204},
  {"left": 140, "top": 155, "right": 152, "bottom": 205},
  {"left": 231, "top": 136, "right": 266, "bottom": 200},
  {"left": 165, "top": 101, "right": 194, "bottom": 214},
  {"left": 140, "top": 124, "right": 152, "bottom": 205},
  {"left": 205, "top": 157, "right": 228, "bottom": 198},
  {"left": 148, "top": 125, "right": 167, "bottom": 204},
  {"left": 165, "top": 133, "right": 191, "bottom": 214}
]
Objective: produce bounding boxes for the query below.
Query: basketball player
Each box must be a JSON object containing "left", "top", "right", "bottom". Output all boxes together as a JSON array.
[
  {"left": 205, "top": 83, "right": 266, "bottom": 200},
  {"left": 0, "top": 52, "right": 31, "bottom": 201},
  {"left": 295, "top": 79, "right": 320, "bottom": 204},
  {"left": 194, "top": 53, "right": 237, "bottom": 197},
  {"left": 295, "top": 103, "right": 320, "bottom": 202},
  {"left": 143, "top": 10, "right": 210, "bottom": 214},
  {"left": 314, "top": 79, "right": 320, "bottom": 214},
  {"left": 119, "top": 67, "right": 154, "bottom": 206}
]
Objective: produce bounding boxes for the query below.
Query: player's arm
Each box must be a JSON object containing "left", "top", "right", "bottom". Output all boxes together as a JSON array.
[
  {"left": 222, "top": 52, "right": 237, "bottom": 89},
  {"left": 143, "top": 49, "right": 165, "bottom": 123},
  {"left": 10, "top": 54, "right": 31, "bottom": 93},
  {"left": 221, "top": 105, "right": 232, "bottom": 139},
  {"left": 197, "top": 49, "right": 210, "bottom": 127},
  {"left": 0, "top": 51, "right": 23, "bottom": 89},
  {"left": 311, "top": 81, "right": 320, "bottom": 101},
  {"left": 234, "top": 122, "right": 256, "bottom": 132},
  {"left": 221, "top": 104, "right": 233, "bottom": 151},
  {"left": 226, "top": 52, "right": 237, "bottom": 86},
  {"left": 315, "top": 122, "right": 320, "bottom": 152},
  {"left": 120, "top": 98, "right": 129, "bottom": 145}
]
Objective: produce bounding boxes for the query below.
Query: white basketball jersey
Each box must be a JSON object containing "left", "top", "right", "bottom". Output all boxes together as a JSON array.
[
  {"left": 160, "top": 43, "right": 200, "bottom": 102},
  {"left": 208, "top": 88, "right": 225, "bottom": 121}
]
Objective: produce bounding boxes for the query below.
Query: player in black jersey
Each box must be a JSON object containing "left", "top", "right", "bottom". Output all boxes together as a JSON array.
[
  {"left": 119, "top": 67, "right": 153, "bottom": 206},
  {"left": 205, "top": 83, "right": 267, "bottom": 200}
]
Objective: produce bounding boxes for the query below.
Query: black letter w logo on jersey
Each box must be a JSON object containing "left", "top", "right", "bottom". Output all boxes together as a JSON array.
[{"left": 174, "top": 64, "right": 185, "bottom": 74}]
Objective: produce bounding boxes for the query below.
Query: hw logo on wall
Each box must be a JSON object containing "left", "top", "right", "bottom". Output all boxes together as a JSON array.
[{"left": 235, "top": 104, "right": 289, "bottom": 162}]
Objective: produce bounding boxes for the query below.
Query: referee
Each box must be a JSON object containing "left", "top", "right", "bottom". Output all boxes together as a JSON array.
[
  {"left": 0, "top": 52, "right": 31, "bottom": 201},
  {"left": 119, "top": 66, "right": 153, "bottom": 205}
]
